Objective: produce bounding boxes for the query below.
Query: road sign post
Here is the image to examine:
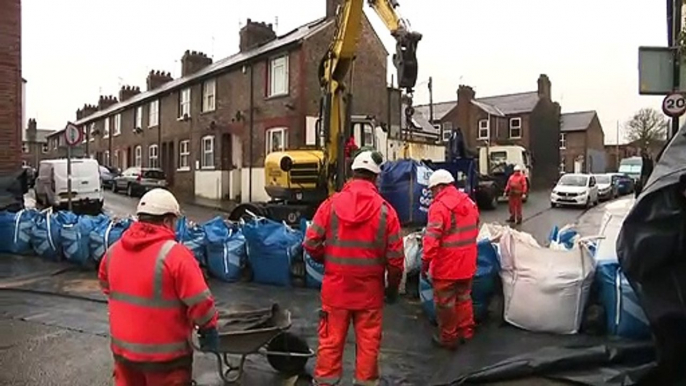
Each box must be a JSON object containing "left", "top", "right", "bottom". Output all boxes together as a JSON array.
[{"left": 64, "top": 123, "right": 83, "bottom": 212}]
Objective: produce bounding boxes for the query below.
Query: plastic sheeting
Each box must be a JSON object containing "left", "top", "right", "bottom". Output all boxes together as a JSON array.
[
  {"left": 89, "top": 218, "right": 133, "bottom": 263},
  {"left": 175, "top": 216, "right": 207, "bottom": 267},
  {"left": 0, "top": 209, "right": 38, "bottom": 255},
  {"left": 617, "top": 125, "right": 686, "bottom": 383},
  {"left": 203, "top": 217, "right": 246, "bottom": 283},
  {"left": 378, "top": 159, "right": 433, "bottom": 226},
  {"left": 0, "top": 168, "right": 27, "bottom": 212},
  {"left": 243, "top": 217, "right": 303, "bottom": 287},
  {"left": 60, "top": 213, "right": 109, "bottom": 267}
]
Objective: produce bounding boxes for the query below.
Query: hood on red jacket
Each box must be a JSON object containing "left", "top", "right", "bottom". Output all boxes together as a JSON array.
[
  {"left": 120, "top": 221, "right": 176, "bottom": 252},
  {"left": 435, "top": 185, "right": 471, "bottom": 216},
  {"left": 332, "top": 179, "right": 382, "bottom": 225}
]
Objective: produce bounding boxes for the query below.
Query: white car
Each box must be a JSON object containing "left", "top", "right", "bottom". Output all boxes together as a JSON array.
[{"left": 550, "top": 173, "right": 599, "bottom": 208}]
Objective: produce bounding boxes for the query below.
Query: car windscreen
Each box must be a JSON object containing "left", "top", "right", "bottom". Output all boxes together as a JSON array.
[
  {"left": 143, "top": 170, "right": 165, "bottom": 179},
  {"left": 558, "top": 175, "right": 588, "bottom": 186},
  {"left": 595, "top": 175, "right": 610, "bottom": 184},
  {"left": 618, "top": 162, "right": 641, "bottom": 175}
]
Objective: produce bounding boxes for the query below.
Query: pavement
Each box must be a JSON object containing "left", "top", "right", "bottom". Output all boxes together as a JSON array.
[{"left": 0, "top": 189, "right": 629, "bottom": 386}]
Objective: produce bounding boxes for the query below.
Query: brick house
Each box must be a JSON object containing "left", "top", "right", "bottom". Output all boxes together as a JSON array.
[
  {"left": 0, "top": 0, "right": 22, "bottom": 172},
  {"left": 605, "top": 139, "right": 666, "bottom": 171},
  {"left": 21, "top": 119, "right": 54, "bottom": 168},
  {"left": 559, "top": 110, "right": 606, "bottom": 173},
  {"left": 48, "top": 1, "right": 389, "bottom": 203},
  {"left": 414, "top": 74, "right": 561, "bottom": 188}
]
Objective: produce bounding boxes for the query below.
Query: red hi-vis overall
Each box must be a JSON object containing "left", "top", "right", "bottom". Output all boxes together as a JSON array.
[
  {"left": 505, "top": 171, "right": 528, "bottom": 222},
  {"left": 423, "top": 185, "right": 479, "bottom": 346},
  {"left": 303, "top": 179, "right": 404, "bottom": 386},
  {"left": 98, "top": 222, "right": 218, "bottom": 386}
]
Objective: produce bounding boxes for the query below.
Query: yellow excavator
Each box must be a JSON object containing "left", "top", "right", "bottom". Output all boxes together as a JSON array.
[{"left": 230, "top": 0, "right": 421, "bottom": 225}]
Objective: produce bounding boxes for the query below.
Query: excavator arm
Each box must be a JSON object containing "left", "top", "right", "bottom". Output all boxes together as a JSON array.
[{"left": 318, "top": 0, "right": 422, "bottom": 192}]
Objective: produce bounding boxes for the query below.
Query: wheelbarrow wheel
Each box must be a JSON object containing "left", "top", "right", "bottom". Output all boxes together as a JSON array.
[{"left": 266, "top": 332, "right": 311, "bottom": 376}]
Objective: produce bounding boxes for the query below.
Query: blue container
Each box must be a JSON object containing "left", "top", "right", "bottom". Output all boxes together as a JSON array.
[
  {"left": 243, "top": 217, "right": 303, "bottom": 287},
  {"left": 31, "top": 210, "right": 63, "bottom": 261},
  {"left": 90, "top": 218, "right": 133, "bottom": 263},
  {"left": 379, "top": 159, "right": 433, "bottom": 226},
  {"left": 176, "top": 216, "right": 207, "bottom": 267},
  {"left": 0, "top": 209, "right": 38, "bottom": 255},
  {"left": 596, "top": 263, "right": 651, "bottom": 340},
  {"left": 203, "top": 217, "right": 246, "bottom": 283},
  {"left": 60, "top": 212, "right": 109, "bottom": 267},
  {"left": 300, "top": 219, "right": 325, "bottom": 289}
]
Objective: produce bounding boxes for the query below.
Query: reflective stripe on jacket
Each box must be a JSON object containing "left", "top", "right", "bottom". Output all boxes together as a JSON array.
[
  {"left": 303, "top": 179, "right": 404, "bottom": 310},
  {"left": 423, "top": 185, "right": 479, "bottom": 280},
  {"left": 98, "top": 222, "right": 218, "bottom": 364}
]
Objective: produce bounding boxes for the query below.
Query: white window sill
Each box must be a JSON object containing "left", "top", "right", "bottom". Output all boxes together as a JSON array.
[
  {"left": 200, "top": 166, "right": 216, "bottom": 170},
  {"left": 177, "top": 167, "right": 190, "bottom": 172},
  {"left": 177, "top": 116, "right": 191, "bottom": 121},
  {"left": 509, "top": 136, "right": 522, "bottom": 140},
  {"left": 201, "top": 108, "right": 216, "bottom": 114},
  {"left": 113, "top": 133, "right": 121, "bottom": 137},
  {"left": 148, "top": 125, "right": 158, "bottom": 129}
]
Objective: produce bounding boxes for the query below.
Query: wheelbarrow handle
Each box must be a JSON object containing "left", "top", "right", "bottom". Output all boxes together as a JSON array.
[{"left": 261, "top": 348, "right": 316, "bottom": 358}]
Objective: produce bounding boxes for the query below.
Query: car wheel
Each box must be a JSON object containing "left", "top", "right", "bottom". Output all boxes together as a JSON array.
[
  {"left": 585, "top": 198, "right": 591, "bottom": 208},
  {"left": 550, "top": 201, "right": 556, "bottom": 208},
  {"left": 127, "top": 184, "right": 133, "bottom": 197},
  {"left": 112, "top": 183, "right": 118, "bottom": 193}
]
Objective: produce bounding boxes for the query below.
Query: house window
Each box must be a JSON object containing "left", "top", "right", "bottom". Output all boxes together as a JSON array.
[
  {"left": 266, "top": 127, "right": 288, "bottom": 154},
  {"left": 113, "top": 150, "right": 120, "bottom": 168},
  {"left": 81, "top": 126, "right": 87, "bottom": 144},
  {"left": 104, "top": 150, "right": 110, "bottom": 166},
  {"left": 268, "top": 55, "right": 289, "bottom": 97},
  {"left": 478, "top": 119, "right": 489, "bottom": 140},
  {"left": 560, "top": 133, "right": 567, "bottom": 150},
  {"left": 135, "top": 106, "right": 143, "bottom": 129},
  {"left": 149, "top": 100, "right": 159, "bottom": 127},
  {"left": 134, "top": 145, "right": 142, "bottom": 167},
  {"left": 52, "top": 138, "right": 57, "bottom": 150},
  {"left": 149, "top": 145, "right": 159, "bottom": 168},
  {"left": 509, "top": 117, "right": 522, "bottom": 139},
  {"left": 89, "top": 123, "right": 95, "bottom": 142},
  {"left": 202, "top": 79, "right": 216, "bottom": 112},
  {"left": 201, "top": 136, "right": 215, "bottom": 169},
  {"left": 113, "top": 114, "right": 121, "bottom": 136},
  {"left": 442, "top": 122, "right": 453, "bottom": 142},
  {"left": 22, "top": 143, "right": 28, "bottom": 153},
  {"left": 179, "top": 140, "right": 190, "bottom": 170},
  {"left": 22, "top": 160, "right": 27, "bottom": 167},
  {"left": 103, "top": 117, "right": 110, "bottom": 138},
  {"left": 179, "top": 88, "right": 191, "bottom": 118},
  {"left": 42, "top": 143, "right": 48, "bottom": 154}
]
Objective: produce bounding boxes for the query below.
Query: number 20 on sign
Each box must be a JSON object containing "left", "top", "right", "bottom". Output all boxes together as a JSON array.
[{"left": 662, "top": 92, "right": 686, "bottom": 118}]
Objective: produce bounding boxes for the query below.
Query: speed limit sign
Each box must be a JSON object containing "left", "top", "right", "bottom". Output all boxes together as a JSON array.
[{"left": 662, "top": 92, "right": 686, "bottom": 117}]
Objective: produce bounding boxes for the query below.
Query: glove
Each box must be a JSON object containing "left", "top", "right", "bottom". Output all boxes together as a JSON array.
[
  {"left": 197, "top": 327, "right": 219, "bottom": 352},
  {"left": 385, "top": 286, "right": 398, "bottom": 304},
  {"left": 421, "top": 261, "right": 430, "bottom": 278}
]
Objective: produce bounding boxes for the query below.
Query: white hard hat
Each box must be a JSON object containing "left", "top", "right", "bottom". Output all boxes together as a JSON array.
[
  {"left": 513, "top": 164, "right": 522, "bottom": 172},
  {"left": 351, "top": 150, "right": 382, "bottom": 174},
  {"left": 428, "top": 169, "right": 455, "bottom": 189},
  {"left": 137, "top": 188, "right": 181, "bottom": 217}
]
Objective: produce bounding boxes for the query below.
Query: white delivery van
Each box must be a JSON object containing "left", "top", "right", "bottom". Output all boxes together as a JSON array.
[{"left": 35, "top": 158, "right": 104, "bottom": 211}]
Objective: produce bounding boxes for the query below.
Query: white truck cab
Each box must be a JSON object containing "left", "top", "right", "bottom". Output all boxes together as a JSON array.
[{"left": 478, "top": 145, "right": 532, "bottom": 182}]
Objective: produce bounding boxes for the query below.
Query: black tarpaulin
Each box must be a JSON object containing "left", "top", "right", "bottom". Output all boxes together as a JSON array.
[
  {"left": 617, "top": 126, "right": 686, "bottom": 384},
  {"left": 0, "top": 168, "right": 27, "bottom": 212}
]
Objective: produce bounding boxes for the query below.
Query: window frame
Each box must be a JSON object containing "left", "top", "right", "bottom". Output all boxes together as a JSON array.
[
  {"left": 103, "top": 117, "right": 110, "bottom": 138},
  {"left": 148, "top": 144, "right": 159, "bottom": 169},
  {"left": 89, "top": 123, "right": 95, "bottom": 142},
  {"left": 149, "top": 100, "right": 159, "bottom": 128},
  {"left": 266, "top": 127, "right": 288, "bottom": 154},
  {"left": 509, "top": 117, "right": 522, "bottom": 139},
  {"left": 42, "top": 143, "right": 49, "bottom": 154},
  {"left": 201, "top": 135, "right": 215, "bottom": 169},
  {"left": 113, "top": 149, "right": 120, "bottom": 168},
  {"left": 22, "top": 142, "right": 29, "bottom": 154},
  {"left": 135, "top": 106, "right": 143, "bottom": 129},
  {"left": 268, "top": 55, "right": 289, "bottom": 97},
  {"left": 113, "top": 114, "right": 121, "bottom": 136},
  {"left": 202, "top": 79, "right": 216, "bottom": 112},
  {"left": 179, "top": 88, "right": 191, "bottom": 118},
  {"left": 477, "top": 119, "right": 489, "bottom": 140},
  {"left": 104, "top": 150, "right": 110, "bottom": 166},
  {"left": 179, "top": 140, "right": 190, "bottom": 170},
  {"left": 559, "top": 133, "right": 567, "bottom": 150},
  {"left": 134, "top": 145, "right": 142, "bottom": 167}
]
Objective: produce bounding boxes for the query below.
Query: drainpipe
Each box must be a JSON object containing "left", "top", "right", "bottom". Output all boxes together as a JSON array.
[{"left": 248, "top": 63, "right": 254, "bottom": 202}]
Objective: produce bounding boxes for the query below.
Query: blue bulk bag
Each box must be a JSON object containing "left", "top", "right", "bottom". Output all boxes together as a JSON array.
[
  {"left": 379, "top": 159, "right": 433, "bottom": 226},
  {"left": 31, "top": 209, "right": 63, "bottom": 261},
  {"left": 419, "top": 240, "right": 501, "bottom": 323},
  {"left": 301, "top": 219, "right": 324, "bottom": 289},
  {"left": 0, "top": 209, "right": 38, "bottom": 254},
  {"left": 203, "top": 217, "right": 246, "bottom": 283},
  {"left": 90, "top": 218, "right": 133, "bottom": 263},
  {"left": 596, "top": 263, "right": 651, "bottom": 340},
  {"left": 176, "top": 216, "right": 207, "bottom": 267},
  {"left": 61, "top": 213, "right": 110, "bottom": 267},
  {"left": 243, "top": 217, "right": 303, "bottom": 287}
]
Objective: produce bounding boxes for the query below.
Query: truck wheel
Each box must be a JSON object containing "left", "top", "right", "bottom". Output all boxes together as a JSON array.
[{"left": 229, "top": 203, "right": 269, "bottom": 222}]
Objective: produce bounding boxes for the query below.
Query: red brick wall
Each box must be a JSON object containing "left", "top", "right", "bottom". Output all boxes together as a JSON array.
[{"left": 0, "top": 0, "right": 22, "bottom": 172}]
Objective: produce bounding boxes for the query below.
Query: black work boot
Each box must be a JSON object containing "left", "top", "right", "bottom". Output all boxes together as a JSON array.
[
  {"left": 516, "top": 218, "right": 522, "bottom": 225},
  {"left": 432, "top": 333, "right": 458, "bottom": 350},
  {"left": 506, "top": 216, "right": 515, "bottom": 223}
]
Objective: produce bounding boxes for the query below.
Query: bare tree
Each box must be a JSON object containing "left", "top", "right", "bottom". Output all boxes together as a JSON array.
[{"left": 624, "top": 108, "right": 668, "bottom": 150}]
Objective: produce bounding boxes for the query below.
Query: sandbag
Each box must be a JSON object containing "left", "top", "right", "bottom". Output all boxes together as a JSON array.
[
  {"left": 90, "top": 218, "right": 133, "bottom": 263},
  {"left": 203, "top": 217, "right": 246, "bottom": 283},
  {"left": 379, "top": 159, "right": 433, "bottom": 226},
  {"left": 399, "top": 231, "right": 423, "bottom": 294},
  {"left": 176, "top": 216, "right": 207, "bottom": 267},
  {"left": 31, "top": 209, "right": 63, "bottom": 261},
  {"left": 60, "top": 212, "right": 110, "bottom": 267},
  {"left": 498, "top": 226, "right": 595, "bottom": 334},
  {"left": 301, "top": 220, "right": 324, "bottom": 289},
  {"left": 0, "top": 208, "right": 38, "bottom": 254},
  {"left": 596, "top": 263, "right": 651, "bottom": 340},
  {"left": 548, "top": 224, "right": 579, "bottom": 250},
  {"left": 243, "top": 217, "right": 303, "bottom": 287}
]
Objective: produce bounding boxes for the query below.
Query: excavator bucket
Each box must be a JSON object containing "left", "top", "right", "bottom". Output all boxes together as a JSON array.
[{"left": 393, "top": 31, "right": 422, "bottom": 91}]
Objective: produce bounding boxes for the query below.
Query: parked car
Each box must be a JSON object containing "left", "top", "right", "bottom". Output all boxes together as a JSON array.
[
  {"left": 99, "top": 165, "right": 120, "bottom": 190},
  {"left": 112, "top": 167, "right": 167, "bottom": 197},
  {"left": 594, "top": 174, "right": 618, "bottom": 201},
  {"left": 34, "top": 158, "right": 103, "bottom": 211},
  {"left": 550, "top": 173, "right": 599, "bottom": 208},
  {"left": 609, "top": 173, "right": 634, "bottom": 196}
]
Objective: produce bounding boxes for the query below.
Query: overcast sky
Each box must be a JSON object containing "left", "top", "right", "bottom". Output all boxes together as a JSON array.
[{"left": 23, "top": 0, "right": 665, "bottom": 144}]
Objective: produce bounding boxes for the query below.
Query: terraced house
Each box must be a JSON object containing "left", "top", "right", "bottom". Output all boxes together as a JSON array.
[{"left": 47, "top": 1, "right": 390, "bottom": 203}]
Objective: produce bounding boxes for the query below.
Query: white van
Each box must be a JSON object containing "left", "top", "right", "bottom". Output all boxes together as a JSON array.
[{"left": 35, "top": 158, "right": 104, "bottom": 211}]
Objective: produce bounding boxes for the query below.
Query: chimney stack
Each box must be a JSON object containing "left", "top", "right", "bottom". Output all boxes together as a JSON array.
[
  {"left": 537, "top": 74, "right": 551, "bottom": 100},
  {"left": 97, "top": 95, "right": 118, "bottom": 111},
  {"left": 456, "top": 85, "right": 476, "bottom": 146},
  {"left": 27, "top": 119, "right": 37, "bottom": 142},
  {"left": 326, "top": 0, "right": 344, "bottom": 19},
  {"left": 181, "top": 50, "right": 213, "bottom": 77},
  {"left": 146, "top": 70, "right": 173, "bottom": 91},
  {"left": 76, "top": 104, "right": 98, "bottom": 120},
  {"left": 118, "top": 85, "right": 141, "bottom": 102},
  {"left": 239, "top": 19, "right": 277, "bottom": 52}
]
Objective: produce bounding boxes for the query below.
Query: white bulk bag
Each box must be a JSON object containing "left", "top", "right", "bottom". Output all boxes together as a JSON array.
[{"left": 498, "top": 226, "right": 596, "bottom": 334}]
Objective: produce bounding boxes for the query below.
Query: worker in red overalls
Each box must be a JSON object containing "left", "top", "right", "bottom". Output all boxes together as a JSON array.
[
  {"left": 303, "top": 150, "right": 405, "bottom": 386},
  {"left": 422, "top": 169, "right": 480, "bottom": 350},
  {"left": 505, "top": 165, "right": 528, "bottom": 225},
  {"left": 99, "top": 189, "right": 219, "bottom": 386}
]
